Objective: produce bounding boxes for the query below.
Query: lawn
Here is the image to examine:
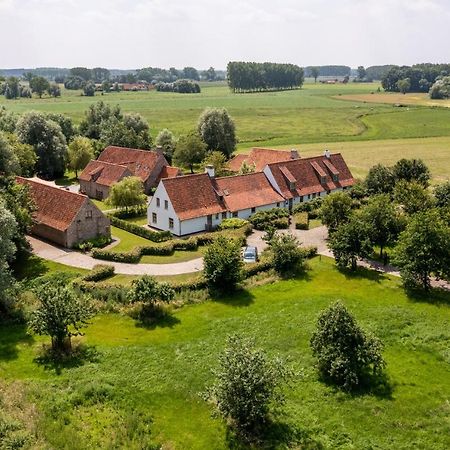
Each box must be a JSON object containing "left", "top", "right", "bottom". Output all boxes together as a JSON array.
[{"left": 2, "top": 257, "right": 449, "bottom": 449}]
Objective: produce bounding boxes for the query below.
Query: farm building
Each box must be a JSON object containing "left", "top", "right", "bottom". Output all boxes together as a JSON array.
[
  {"left": 79, "top": 146, "right": 181, "bottom": 199},
  {"left": 228, "top": 147, "right": 299, "bottom": 172},
  {"left": 16, "top": 177, "right": 111, "bottom": 248},
  {"left": 148, "top": 151, "right": 354, "bottom": 235}
]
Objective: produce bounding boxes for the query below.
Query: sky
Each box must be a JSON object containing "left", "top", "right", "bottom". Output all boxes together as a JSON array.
[{"left": 1, "top": 0, "right": 449, "bottom": 69}]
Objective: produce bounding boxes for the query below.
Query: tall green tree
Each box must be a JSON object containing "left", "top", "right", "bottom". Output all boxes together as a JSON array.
[
  {"left": 4, "top": 77, "right": 20, "bottom": 99},
  {"left": 16, "top": 112, "right": 67, "bottom": 179},
  {"left": 396, "top": 78, "right": 411, "bottom": 94},
  {"left": 106, "top": 176, "right": 147, "bottom": 211},
  {"left": 201, "top": 151, "right": 228, "bottom": 177},
  {"left": 29, "top": 76, "right": 50, "bottom": 98},
  {"left": 365, "top": 164, "right": 395, "bottom": 195},
  {"left": 434, "top": 181, "right": 450, "bottom": 208},
  {"left": 0, "top": 132, "right": 20, "bottom": 175},
  {"left": 393, "top": 181, "right": 433, "bottom": 215},
  {"left": 197, "top": 107, "right": 236, "bottom": 157},
  {"left": 320, "top": 191, "right": 353, "bottom": 233},
  {"left": 311, "top": 67, "right": 320, "bottom": 82},
  {"left": 392, "top": 158, "right": 430, "bottom": 186},
  {"left": 156, "top": 128, "right": 176, "bottom": 163},
  {"left": 357, "top": 66, "right": 366, "bottom": 80},
  {"left": 67, "top": 136, "right": 94, "bottom": 178},
  {"left": 79, "top": 101, "right": 122, "bottom": 140},
  {"left": 173, "top": 132, "right": 206, "bottom": 173},
  {"left": 269, "top": 232, "right": 305, "bottom": 277},
  {"left": 4, "top": 133, "right": 36, "bottom": 176},
  {"left": 392, "top": 209, "right": 450, "bottom": 291}
]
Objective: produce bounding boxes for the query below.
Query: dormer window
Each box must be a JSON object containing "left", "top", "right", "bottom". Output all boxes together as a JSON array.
[
  {"left": 289, "top": 181, "right": 295, "bottom": 191},
  {"left": 321, "top": 176, "right": 326, "bottom": 184},
  {"left": 332, "top": 174, "right": 339, "bottom": 182}
]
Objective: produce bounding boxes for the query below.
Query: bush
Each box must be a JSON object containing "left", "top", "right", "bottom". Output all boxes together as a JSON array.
[
  {"left": 249, "top": 208, "right": 289, "bottom": 231},
  {"left": 218, "top": 218, "right": 248, "bottom": 230},
  {"left": 80, "top": 264, "right": 115, "bottom": 282},
  {"left": 203, "top": 334, "right": 290, "bottom": 440},
  {"left": 74, "top": 235, "right": 112, "bottom": 252},
  {"left": 310, "top": 301, "right": 385, "bottom": 391},
  {"left": 109, "top": 216, "right": 171, "bottom": 242},
  {"left": 268, "top": 232, "right": 306, "bottom": 277},
  {"left": 110, "top": 206, "right": 147, "bottom": 219},
  {"left": 294, "top": 212, "right": 309, "bottom": 230},
  {"left": 203, "top": 236, "right": 243, "bottom": 291}
]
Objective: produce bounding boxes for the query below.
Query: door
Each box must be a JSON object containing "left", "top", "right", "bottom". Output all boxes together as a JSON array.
[{"left": 206, "top": 215, "right": 213, "bottom": 231}]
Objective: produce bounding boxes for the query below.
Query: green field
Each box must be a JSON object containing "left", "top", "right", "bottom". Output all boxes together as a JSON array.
[{"left": 2, "top": 258, "right": 449, "bottom": 449}]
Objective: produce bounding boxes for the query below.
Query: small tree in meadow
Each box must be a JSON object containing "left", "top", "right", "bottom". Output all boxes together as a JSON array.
[
  {"left": 29, "top": 280, "right": 93, "bottom": 354},
  {"left": 269, "top": 232, "right": 305, "bottom": 277},
  {"left": 67, "top": 136, "right": 94, "bottom": 178},
  {"left": 127, "top": 275, "right": 175, "bottom": 318},
  {"left": 203, "top": 236, "right": 243, "bottom": 292},
  {"left": 204, "top": 334, "right": 290, "bottom": 440},
  {"left": 310, "top": 301, "right": 385, "bottom": 391},
  {"left": 106, "top": 176, "right": 147, "bottom": 211}
]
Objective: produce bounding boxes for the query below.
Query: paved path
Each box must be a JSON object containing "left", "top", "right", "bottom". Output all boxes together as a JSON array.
[{"left": 28, "top": 236, "right": 203, "bottom": 275}]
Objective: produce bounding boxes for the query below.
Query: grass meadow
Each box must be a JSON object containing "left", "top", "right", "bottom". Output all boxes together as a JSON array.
[{"left": 1, "top": 258, "right": 449, "bottom": 449}]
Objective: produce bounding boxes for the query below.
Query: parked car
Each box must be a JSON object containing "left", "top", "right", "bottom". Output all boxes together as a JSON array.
[{"left": 242, "top": 246, "right": 258, "bottom": 263}]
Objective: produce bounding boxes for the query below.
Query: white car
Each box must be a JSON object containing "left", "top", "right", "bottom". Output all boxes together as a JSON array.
[{"left": 242, "top": 246, "right": 258, "bottom": 263}]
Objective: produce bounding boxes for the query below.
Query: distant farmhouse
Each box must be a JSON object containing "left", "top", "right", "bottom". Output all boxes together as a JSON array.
[
  {"left": 17, "top": 177, "right": 110, "bottom": 248},
  {"left": 148, "top": 149, "right": 354, "bottom": 236},
  {"left": 228, "top": 148, "right": 299, "bottom": 172},
  {"left": 79, "top": 146, "right": 181, "bottom": 200}
]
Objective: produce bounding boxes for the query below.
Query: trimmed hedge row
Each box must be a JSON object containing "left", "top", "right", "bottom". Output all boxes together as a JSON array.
[
  {"left": 80, "top": 264, "right": 115, "bottom": 282},
  {"left": 92, "top": 225, "right": 253, "bottom": 264},
  {"left": 109, "top": 216, "right": 172, "bottom": 242},
  {"left": 294, "top": 212, "right": 309, "bottom": 230},
  {"left": 249, "top": 208, "right": 289, "bottom": 230}
]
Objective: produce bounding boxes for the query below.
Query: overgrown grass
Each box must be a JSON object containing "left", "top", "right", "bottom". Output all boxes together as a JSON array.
[{"left": 2, "top": 257, "right": 449, "bottom": 449}]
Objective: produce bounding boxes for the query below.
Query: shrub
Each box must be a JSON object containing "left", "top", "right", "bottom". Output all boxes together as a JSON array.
[
  {"left": 218, "top": 218, "right": 248, "bottom": 230},
  {"left": 74, "top": 235, "right": 112, "bottom": 252},
  {"left": 81, "top": 265, "right": 115, "bottom": 282},
  {"left": 203, "top": 236, "right": 243, "bottom": 291},
  {"left": 109, "top": 216, "right": 171, "bottom": 242},
  {"left": 110, "top": 206, "right": 147, "bottom": 219},
  {"left": 294, "top": 212, "right": 309, "bottom": 230},
  {"left": 249, "top": 208, "right": 289, "bottom": 231},
  {"left": 203, "top": 334, "right": 290, "bottom": 440},
  {"left": 269, "top": 232, "right": 306, "bottom": 277},
  {"left": 310, "top": 301, "right": 385, "bottom": 391}
]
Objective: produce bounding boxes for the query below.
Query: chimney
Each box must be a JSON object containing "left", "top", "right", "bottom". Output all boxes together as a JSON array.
[
  {"left": 290, "top": 148, "right": 299, "bottom": 160},
  {"left": 155, "top": 145, "right": 164, "bottom": 155},
  {"left": 324, "top": 149, "right": 331, "bottom": 159},
  {"left": 205, "top": 164, "right": 215, "bottom": 178}
]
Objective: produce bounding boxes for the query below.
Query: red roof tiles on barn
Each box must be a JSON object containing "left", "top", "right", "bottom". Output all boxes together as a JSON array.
[
  {"left": 78, "top": 160, "right": 131, "bottom": 187},
  {"left": 228, "top": 147, "right": 298, "bottom": 172}
]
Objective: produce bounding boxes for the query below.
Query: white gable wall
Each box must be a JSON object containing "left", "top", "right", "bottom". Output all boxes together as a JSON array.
[{"left": 148, "top": 182, "right": 181, "bottom": 235}]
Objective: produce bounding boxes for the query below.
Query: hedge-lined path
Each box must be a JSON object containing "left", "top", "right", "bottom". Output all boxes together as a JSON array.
[{"left": 27, "top": 236, "right": 204, "bottom": 275}]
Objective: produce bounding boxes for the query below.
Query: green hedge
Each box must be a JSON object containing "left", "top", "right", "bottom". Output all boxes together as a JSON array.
[
  {"left": 109, "top": 216, "right": 172, "bottom": 242},
  {"left": 218, "top": 218, "right": 248, "bottom": 230},
  {"left": 80, "top": 264, "right": 115, "bottom": 282},
  {"left": 109, "top": 206, "right": 147, "bottom": 219},
  {"left": 294, "top": 212, "right": 309, "bottom": 230},
  {"left": 249, "top": 208, "right": 289, "bottom": 230}
]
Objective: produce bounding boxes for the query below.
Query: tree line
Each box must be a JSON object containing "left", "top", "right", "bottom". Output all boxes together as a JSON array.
[
  {"left": 304, "top": 65, "right": 351, "bottom": 77},
  {"left": 227, "top": 61, "right": 304, "bottom": 93}
]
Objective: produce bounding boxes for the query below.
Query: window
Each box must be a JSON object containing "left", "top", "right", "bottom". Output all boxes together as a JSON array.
[
  {"left": 164, "top": 200, "right": 168, "bottom": 210},
  {"left": 251, "top": 207, "right": 256, "bottom": 213},
  {"left": 222, "top": 212, "right": 227, "bottom": 219},
  {"left": 308, "top": 194, "right": 311, "bottom": 200},
  {"left": 289, "top": 181, "right": 295, "bottom": 191},
  {"left": 215, "top": 213, "right": 219, "bottom": 220},
  {"left": 156, "top": 197, "right": 160, "bottom": 207},
  {"left": 85, "top": 210, "right": 93, "bottom": 219},
  {"left": 332, "top": 174, "right": 339, "bottom": 182},
  {"left": 321, "top": 176, "right": 326, "bottom": 184},
  {"left": 169, "top": 218, "right": 174, "bottom": 229},
  {"left": 276, "top": 202, "right": 280, "bottom": 207},
  {"left": 152, "top": 213, "right": 157, "bottom": 224},
  {"left": 300, "top": 196, "right": 304, "bottom": 203},
  {"left": 312, "top": 193, "right": 317, "bottom": 199},
  {"left": 232, "top": 211, "right": 238, "bottom": 218}
]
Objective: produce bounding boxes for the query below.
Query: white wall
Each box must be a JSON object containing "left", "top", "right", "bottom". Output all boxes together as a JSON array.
[{"left": 147, "top": 182, "right": 181, "bottom": 235}]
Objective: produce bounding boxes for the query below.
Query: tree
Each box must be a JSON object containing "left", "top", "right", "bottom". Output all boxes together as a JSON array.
[
  {"left": 127, "top": 275, "right": 175, "bottom": 318},
  {"left": 4, "top": 133, "right": 36, "bottom": 176},
  {"left": 201, "top": 151, "right": 228, "bottom": 177},
  {"left": 173, "top": 132, "right": 206, "bottom": 173},
  {"left": 47, "top": 83, "right": 61, "bottom": 98},
  {"left": 204, "top": 66, "right": 216, "bottom": 81},
  {"left": 365, "top": 164, "right": 395, "bottom": 195},
  {"left": 434, "top": 182, "right": 450, "bottom": 208},
  {"left": 197, "top": 107, "right": 236, "bottom": 157},
  {"left": 396, "top": 78, "right": 411, "bottom": 94},
  {"left": 64, "top": 76, "right": 85, "bottom": 90},
  {"left": 360, "top": 194, "right": 401, "bottom": 257},
  {"left": 106, "top": 176, "right": 147, "bottom": 211},
  {"left": 29, "top": 280, "right": 93, "bottom": 353},
  {"left": 79, "top": 101, "right": 122, "bottom": 140},
  {"left": 91, "top": 67, "right": 110, "bottom": 83},
  {"left": 83, "top": 81, "right": 96, "bottom": 97},
  {"left": 393, "top": 180, "right": 433, "bottom": 215},
  {"left": 328, "top": 214, "right": 373, "bottom": 270},
  {"left": 0, "top": 108, "right": 19, "bottom": 133},
  {"left": 70, "top": 67, "right": 92, "bottom": 81},
  {"left": 0, "top": 132, "right": 21, "bottom": 175},
  {"left": 67, "top": 137, "right": 94, "bottom": 178},
  {"left": 310, "top": 301, "right": 385, "bottom": 391},
  {"left": 320, "top": 191, "right": 353, "bottom": 233},
  {"left": 311, "top": 67, "right": 320, "bottom": 83},
  {"left": 204, "top": 334, "right": 289, "bottom": 439},
  {"left": 0, "top": 202, "right": 17, "bottom": 314},
  {"left": 203, "top": 236, "right": 243, "bottom": 291},
  {"left": 392, "top": 209, "right": 450, "bottom": 291},
  {"left": 392, "top": 158, "right": 430, "bottom": 186},
  {"left": 269, "top": 232, "right": 305, "bottom": 277},
  {"left": 16, "top": 112, "right": 68, "bottom": 179},
  {"left": 239, "top": 160, "right": 256, "bottom": 174},
  {"left": 182, "top": 66, "right": 200, "bottom": 80},
  {"left": 29, "top": 76, "right": 50, "bottom": 98},
  {"left": 4, "top": 77, "right": 19, "bottom": 99},
  {"left": 156, "top": 128, "right": 176, "bottom": 163},
  {"left": 429, "top": 76, "right": 450, "bottom": 99},
  {"left": 357, "top": 66, "right": 366, "bottom": 80}
]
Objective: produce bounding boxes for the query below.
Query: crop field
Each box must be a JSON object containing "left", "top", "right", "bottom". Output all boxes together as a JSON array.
[{"left": 1, "top": 258, "right": 449, "bottom": 449}]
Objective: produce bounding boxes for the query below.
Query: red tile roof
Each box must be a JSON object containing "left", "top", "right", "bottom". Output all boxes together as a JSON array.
[
  {"left": 215, "top": 172, "right": 284, "bottom": 212},
  {"left": 79, "top": 160, "right": 131, "bottom": 187},
  {"left": 98, "top": 146, "right": 167, "bottom": 183},
  {"left": 156, "top": 165, "right": 182, "bottom": 184},
  {"left": 266, "top": 153, "right": 354, "bottom": 198},
  {"left": 228, "top": 148, "right": 298, "bottom": 172},
  {"left": 161, "top": 173, "right": 226, "bottom": 221},
  {"left": 16, "top": 177, "right": 88, "bottom": 232}
]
